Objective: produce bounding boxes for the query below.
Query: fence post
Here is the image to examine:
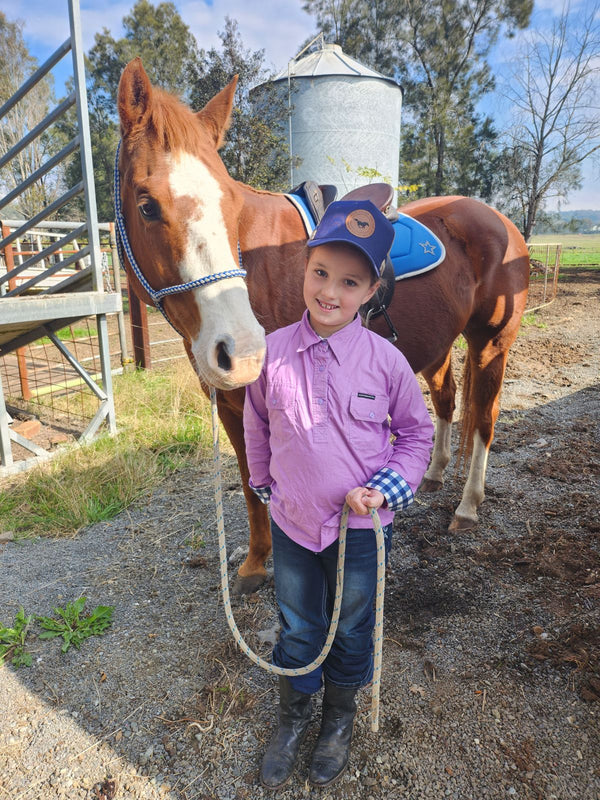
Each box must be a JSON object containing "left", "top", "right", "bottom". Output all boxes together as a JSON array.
[
  {"left": 553, "top": 244, "right": 562, "bottom": 295},
  {"left": 0, "top": 370, "right": 14, "bottom": 467},
  {"left": 126, "top": 272, "right": 152, "bottom": 369}
]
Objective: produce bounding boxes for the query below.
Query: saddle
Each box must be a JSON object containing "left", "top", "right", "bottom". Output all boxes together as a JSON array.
[
  {"left": 341, "top": 183, "right": 398, "bottom": 221},
  {"left": 288, "top": 181, "right": 338, "bottom": 230}
]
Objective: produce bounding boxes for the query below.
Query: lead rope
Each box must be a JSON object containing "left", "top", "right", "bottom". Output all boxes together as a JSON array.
[{"left": 209, "top": 387, "right": 386, "bottom": 732}]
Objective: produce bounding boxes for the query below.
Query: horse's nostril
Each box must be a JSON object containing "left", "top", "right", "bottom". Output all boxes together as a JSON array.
[{"left": 216, "top": 339, "right": 233, "bottom": 371}]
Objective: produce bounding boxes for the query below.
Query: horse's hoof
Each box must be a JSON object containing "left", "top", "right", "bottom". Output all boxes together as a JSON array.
[
  {"left": 448, "top": 514, "right": 477, "bottom": 533},
  {"left": 232, "top": 572, "right": 267, "bottom": 595},
  {"left": 420, "top": 478, "right": 443, "bottom": 493}
]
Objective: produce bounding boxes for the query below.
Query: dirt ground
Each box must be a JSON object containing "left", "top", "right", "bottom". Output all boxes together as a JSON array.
[{"left": 0, "top": 269, "right": 599, "bottom": 800}]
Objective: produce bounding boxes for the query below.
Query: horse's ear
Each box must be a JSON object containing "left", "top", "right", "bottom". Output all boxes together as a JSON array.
[
  {"left": 196, "top": 75, "right": 239, "bottom": 149},
  {"left": 118, "top": 57, "right": 153, "bottom": 139}
]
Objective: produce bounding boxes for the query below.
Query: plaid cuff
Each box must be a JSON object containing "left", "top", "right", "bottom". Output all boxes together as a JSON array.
[
  {"left": 366, "top": 467, "right": 414, "bottom": 511},
  {"left": 249, "top": 482, "right": 272, "bottom": 504}
]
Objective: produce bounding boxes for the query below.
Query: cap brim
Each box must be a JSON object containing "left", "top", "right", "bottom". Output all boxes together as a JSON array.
[{"left": 306, "top": 236, "right": 381, "bottom": 277}]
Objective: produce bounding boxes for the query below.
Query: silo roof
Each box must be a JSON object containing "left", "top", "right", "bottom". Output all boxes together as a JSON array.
[{"left": 272, "top": 43, "right": 399, "bottom": 86}]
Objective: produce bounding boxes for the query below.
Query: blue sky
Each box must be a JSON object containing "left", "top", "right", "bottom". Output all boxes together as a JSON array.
[{"left": 3, "top": 0, "right": 598, "bottom": 210}]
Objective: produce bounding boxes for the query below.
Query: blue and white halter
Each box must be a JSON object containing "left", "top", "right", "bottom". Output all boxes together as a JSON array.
[{"left": 114, "top": 140, "right": 247, "bottom": 338}]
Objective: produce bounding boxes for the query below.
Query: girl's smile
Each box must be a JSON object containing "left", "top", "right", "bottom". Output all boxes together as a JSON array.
[
  {"left": 316, "top": 299, "right": 338, "bottom": 310},
  {"left": 303, "top": 244, "right": 379, "bottom": 338}
]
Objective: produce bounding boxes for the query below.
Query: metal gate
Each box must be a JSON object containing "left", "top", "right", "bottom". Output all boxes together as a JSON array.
[{"left": 0, "top": 0, "right": 121, "bottom": 475}]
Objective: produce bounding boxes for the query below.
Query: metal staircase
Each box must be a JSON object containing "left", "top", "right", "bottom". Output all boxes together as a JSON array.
[{"left": 0, "top": 0, "right": 121, "bottom": 475}]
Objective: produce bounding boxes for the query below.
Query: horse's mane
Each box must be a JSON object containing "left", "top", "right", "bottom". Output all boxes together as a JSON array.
[{"left": 144, "top": 87, "right": 205, "bottom": 151}]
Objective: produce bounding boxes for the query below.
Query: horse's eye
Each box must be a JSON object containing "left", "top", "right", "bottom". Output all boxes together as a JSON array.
[{"left": 138, "top": 199, "right": 160, "bottom": 220}]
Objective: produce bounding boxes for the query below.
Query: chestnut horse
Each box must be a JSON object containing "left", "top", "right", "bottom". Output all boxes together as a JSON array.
[{"left": 117, "top": 59, "right": 529, "bottom": 593}]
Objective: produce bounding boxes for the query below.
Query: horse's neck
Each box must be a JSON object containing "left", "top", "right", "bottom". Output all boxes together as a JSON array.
[
  {"left": 239, "top": 185, "right": 305, "bottom": 250},
  {"left": 238, "top": 184, "right": 308, "bottom": 331}
]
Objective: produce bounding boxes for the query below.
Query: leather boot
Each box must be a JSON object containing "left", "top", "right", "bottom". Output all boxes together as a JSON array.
[
  {"left": 309, "top": 681, "right": 358, "bottom": 787},
  {"left": 260, "top": 676, "right": 313, "bottom": 788}
]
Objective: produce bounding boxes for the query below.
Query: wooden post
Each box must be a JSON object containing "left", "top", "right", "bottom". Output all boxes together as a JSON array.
[
  {"left": 2, "top": 224, "right": 31, "bottom": 401},
  {"left": 553, "top": 244, "right": 562, "bottom": 296},
  {"left": 126, "top": 271, "right": 152, "bottom": 369}
]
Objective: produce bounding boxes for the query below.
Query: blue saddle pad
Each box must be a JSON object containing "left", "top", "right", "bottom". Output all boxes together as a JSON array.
[
  {"left": 390, "top": 213, "right": 446, "bottom": 280},
  {"left": 284, "top": 192, "right": 316, "bottom": 235}
]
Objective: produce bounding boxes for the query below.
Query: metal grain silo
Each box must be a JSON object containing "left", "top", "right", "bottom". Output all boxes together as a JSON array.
[{"left": 271, "top": 41, "right": 402, "bottom": 200}]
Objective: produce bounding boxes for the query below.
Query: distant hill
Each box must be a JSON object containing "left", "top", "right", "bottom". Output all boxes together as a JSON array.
[
  {"left": 558, "top": 209, "right": 600, "bottom": 224},
  {"left": 534, "top": 208, "right": 600, "bottom": 234}
]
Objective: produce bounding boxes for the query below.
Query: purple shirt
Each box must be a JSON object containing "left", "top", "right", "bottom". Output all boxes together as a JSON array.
[{"left": 243, "top": 311, "right": 434, "bottom": 552}]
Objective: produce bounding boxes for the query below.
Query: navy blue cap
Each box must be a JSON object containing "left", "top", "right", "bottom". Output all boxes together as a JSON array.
[{"left": 307, "top": 199, "right": 395, "bottom": 277}]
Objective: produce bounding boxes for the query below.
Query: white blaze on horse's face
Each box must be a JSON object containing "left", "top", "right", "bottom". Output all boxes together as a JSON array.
[{"left": 167, "top": 151, "right": 265, "bottom": 388}]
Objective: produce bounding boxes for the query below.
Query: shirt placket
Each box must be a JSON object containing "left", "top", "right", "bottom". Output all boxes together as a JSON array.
[{"left": 312, "top": 340, "right": 330, "bottom": 443}]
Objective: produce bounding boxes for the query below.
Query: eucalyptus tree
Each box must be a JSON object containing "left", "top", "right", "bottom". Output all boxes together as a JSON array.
[
  {"left": 188, "top": 17, "right": 291, "bottom": 191},
  {"left": 495, "top": 3, "right": 600, "bottom": 240},
  {"left": 303, "top": 0, "right": 533, "bottom": 197}
]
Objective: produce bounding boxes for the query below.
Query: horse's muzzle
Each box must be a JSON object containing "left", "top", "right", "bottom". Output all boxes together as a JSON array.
[
  {"left": 214, "top": 336, "right": 265, "bottom": 387},
  {"left": 192, "top": 332, "right": 265, "bottom": 390}
]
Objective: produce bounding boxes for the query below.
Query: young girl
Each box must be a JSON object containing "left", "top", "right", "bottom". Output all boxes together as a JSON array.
[{"left": 243, "top": 199, "right": 434, "bottom": 789}]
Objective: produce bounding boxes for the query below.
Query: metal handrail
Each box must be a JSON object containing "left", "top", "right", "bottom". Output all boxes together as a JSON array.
[
  {"left": 0, "top": 0, "right": 119, "bottom": 474},
  {"left": 0, "top": 94, "right": 76, "bottom": 172},
  {"left": 0, "top": 136, "right": 80, "bottom": 211},
  {"left": 0, "top": 38, "right": 72, "bottom": 119},
  {"left": 0, "top": 224, "right": 87, "bottom": 286},
  {"left": 6, "top": 247, "right": 91, "bottom": 296},
  {"left": 0, "top": 184, "right": 84, "bottom": 251}
]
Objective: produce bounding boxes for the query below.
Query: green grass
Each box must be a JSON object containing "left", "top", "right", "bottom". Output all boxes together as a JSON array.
[
  {"left": 520, "top": 312, "right": 547, "bottom": 330},
  {"left": 0, "top": 364, "right": 213, "bottom": 539},
  {"left": 529, "top": 233, "right": 600, "bottom": 269},
  {"left": 38, "top": 325, "right": 97, "bottom": 344},
  {"left": 0, "top": 608, "right": 34, "bottom": 668}
]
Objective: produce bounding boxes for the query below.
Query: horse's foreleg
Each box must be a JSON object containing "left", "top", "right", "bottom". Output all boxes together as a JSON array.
[
  {"left": 420, "top": 350, "right": 456, "bottom": 492},
  {"left": 216, "top": 402, "right": 271, "bottom": 594}
]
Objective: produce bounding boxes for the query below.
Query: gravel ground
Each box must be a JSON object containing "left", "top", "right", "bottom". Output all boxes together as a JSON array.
[{"left": 1, "top": 270, "right": 599, "bottom": 800}]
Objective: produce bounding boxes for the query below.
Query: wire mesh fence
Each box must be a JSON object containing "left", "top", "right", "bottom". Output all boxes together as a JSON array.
[
  {"left": 526, "top": 243, "right": 562, "bottom": 311},
  {"left": 1, "top": 277, "right": 187, "bottom": 463}
]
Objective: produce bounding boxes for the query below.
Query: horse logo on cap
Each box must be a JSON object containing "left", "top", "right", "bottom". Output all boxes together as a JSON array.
[{"left": 346, "top": 209, "right": 375, "bottom": 238}]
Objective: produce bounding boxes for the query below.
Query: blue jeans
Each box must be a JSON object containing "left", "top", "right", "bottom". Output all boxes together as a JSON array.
[{"left": 270, "top": 518, "right": 393, "bottom": 694}]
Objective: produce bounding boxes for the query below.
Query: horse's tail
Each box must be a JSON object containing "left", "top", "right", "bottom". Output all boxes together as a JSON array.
[{"left": 456, "top": 355, "right": 475, "bottom": 474}]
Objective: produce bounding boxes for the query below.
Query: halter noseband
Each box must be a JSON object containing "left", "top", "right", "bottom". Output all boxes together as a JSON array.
[{"left": 114, "top": 140, "right": 247, "bottom": 337}]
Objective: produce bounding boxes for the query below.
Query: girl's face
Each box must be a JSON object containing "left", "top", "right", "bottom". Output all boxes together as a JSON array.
[{"left": 303, "top": 244, "right": 379, "bottom": 338}]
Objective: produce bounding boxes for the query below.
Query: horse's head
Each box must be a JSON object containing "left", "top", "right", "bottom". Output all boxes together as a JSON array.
[{"left": 116, "top": 58, "right": 265, "bottom": 390}]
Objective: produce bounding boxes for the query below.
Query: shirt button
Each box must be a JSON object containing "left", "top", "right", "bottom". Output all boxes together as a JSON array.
[
  {"left": 317, "top": 398, "right": 324, "bottom": 405},
  {"left": 369, "top": 411, "right": 375, "bottom": 418},
  {"left": 319, "top": 366, "right": 325, "bottom": 372}
]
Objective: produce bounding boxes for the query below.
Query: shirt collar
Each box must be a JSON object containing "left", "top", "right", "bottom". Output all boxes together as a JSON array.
[{"left": 297, "top": 310, "right": 364, "bottom": 364}]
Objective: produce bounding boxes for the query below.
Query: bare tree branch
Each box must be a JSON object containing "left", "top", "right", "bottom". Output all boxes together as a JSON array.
[{"left": 497, "top": 2, "right": 600, "bottom": 238}]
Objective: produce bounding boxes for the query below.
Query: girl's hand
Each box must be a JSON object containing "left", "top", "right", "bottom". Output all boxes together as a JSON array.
[{"left": 345, "top": 487, "right": 385, "bottom": 515}]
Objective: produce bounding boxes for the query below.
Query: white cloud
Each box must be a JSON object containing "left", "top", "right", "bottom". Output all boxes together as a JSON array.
[
  {"left": 3, "top": 0, "right": 315, "bottom": 73},
  {"left": 2, "top": 0, "right": 130, "bottom": 56},
  {"left": 179, "top": 0, "right": 315, "bottom": 72}
]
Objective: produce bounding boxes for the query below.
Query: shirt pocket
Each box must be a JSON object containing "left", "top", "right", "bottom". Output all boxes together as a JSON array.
[
  {"left": 266, "top": 381, "right": 297, "bottom": 436},
  {"left": 348, "top": 393, "right": 389, "bottom": 444}
]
